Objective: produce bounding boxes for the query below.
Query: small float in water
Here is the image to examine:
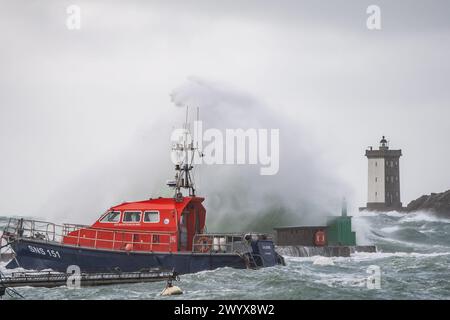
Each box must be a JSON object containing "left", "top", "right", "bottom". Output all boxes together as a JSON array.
[{"left": 160, "top": 276, "right": 183, "bottom": 296}]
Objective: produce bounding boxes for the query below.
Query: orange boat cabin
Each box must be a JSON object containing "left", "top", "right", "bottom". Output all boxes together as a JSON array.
[{"left": 62, "top": 197, "right": 206, "bottom": 253}]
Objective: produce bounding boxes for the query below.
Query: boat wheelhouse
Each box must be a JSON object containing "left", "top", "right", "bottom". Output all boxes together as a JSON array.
[{"left": 62, "top": 196, "right": 206, "bottom": 253}]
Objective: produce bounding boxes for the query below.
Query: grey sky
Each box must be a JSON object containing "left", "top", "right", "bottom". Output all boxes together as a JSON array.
[{"left": 0, "top": 0, "right": 449, "bottom": 220}]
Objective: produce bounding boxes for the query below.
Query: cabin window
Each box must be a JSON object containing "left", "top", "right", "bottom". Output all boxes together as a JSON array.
[
  {"left": 144, "top": 211, "right": 160, "bottom": 223},
  {"left": 122, "top": 211, "right": 142, "bottom": 223},
  {"left": 100, "top": 211, "right": 121, "bottom": 223}
]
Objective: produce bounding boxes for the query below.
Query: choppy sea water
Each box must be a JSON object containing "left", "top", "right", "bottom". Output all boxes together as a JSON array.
[{"left": 1, "top": 211, "right": 450, "bottom": 300}]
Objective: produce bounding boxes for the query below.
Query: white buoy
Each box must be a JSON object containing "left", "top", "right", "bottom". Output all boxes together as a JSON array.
[{"left": 161, "top": 285, "right": 183, "bottom": 296}]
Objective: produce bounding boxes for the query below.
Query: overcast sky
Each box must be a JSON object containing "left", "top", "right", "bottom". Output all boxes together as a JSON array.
[{"left": 0, "top": 0, "right": 449, "bottom": 220}]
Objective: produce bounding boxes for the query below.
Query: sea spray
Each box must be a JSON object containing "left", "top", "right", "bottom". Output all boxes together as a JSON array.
[
  {"left": 170, "top": 77, "right": 349, "bottom": 230},
  {"left": 32, "top": 77, "right": 349, "bottom": 229}
]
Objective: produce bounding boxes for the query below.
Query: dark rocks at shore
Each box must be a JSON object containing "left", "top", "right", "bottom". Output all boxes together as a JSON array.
[{"left": 406, "top": 190, "right": 450, "bottom": 217}]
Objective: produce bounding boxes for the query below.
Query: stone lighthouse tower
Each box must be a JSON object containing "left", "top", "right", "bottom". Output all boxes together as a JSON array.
[{"left": 364, "top": 136, "right": 403, "bottom": 211}]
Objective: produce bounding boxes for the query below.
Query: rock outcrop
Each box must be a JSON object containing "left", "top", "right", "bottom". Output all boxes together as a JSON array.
[{"left": 406, "top": 190, "right": 450, "bottom": 216}]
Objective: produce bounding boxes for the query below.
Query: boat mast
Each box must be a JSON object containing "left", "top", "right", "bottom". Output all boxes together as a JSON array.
[{"left": 168, "top": 107, "right": 201, "bottom": 201}]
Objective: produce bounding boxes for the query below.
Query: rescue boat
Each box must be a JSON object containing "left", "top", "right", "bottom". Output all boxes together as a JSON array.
[{"left": 1, "top": 116, "right": 284, "bottom": 274}]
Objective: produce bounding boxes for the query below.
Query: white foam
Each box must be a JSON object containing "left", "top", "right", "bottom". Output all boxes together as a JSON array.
[
  {"left": 399, "top": 211, "right": 450, "bottom": 223},
  {"left": 284, "top": 255, "right": 333, "bottom": 263},
  {"left": 380, "top": 226, "right": 401, "bottom": 233},
  {"left": 312, "top": 256, "right": 335, "bottom": 266},
  {"left": 356, "top": 210, "right": 406, "bottom": 218},
  {"left": 352, "top": 217, "right": 376, "bottom": 244},
  {"left": 313, "top": 273, "right": 367, "bottom": 288},
  {"left": 385, "top": 211, "right": 407, "bottom": 217},
  {"left": 350, "top": 251, "right": 450, "bottom": 261},
  {"left": 355, "top": 210, "right": 378, "bottom": 217}
]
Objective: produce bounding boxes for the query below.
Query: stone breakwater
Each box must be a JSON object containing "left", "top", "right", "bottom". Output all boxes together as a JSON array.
[{"left": 276, "top": 245, "right": 376, "bottom": 257}]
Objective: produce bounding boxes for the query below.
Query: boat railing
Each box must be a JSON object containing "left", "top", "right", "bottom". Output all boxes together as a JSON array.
[
  {"left": 192, "top": 233, "right": 250, "bottom": 254},
  {"left": 62, "top": 226, "right": 177, "bottom": 252},
  {"left": 192, "top": 232, "right": 274, "bottom": 254},
  {"left": 2, "top": 218, "right": 74, "bottom": 243},
  {"left": 1, "top": 217, "right": 177, "bottom": 252}
]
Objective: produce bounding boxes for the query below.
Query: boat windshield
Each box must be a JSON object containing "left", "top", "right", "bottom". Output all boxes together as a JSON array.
[
  {"left": 123, "top": 211, "right": 142, "bottom": 223},
  {"left": 144, "top": 211, "right": 160, "bottom": 223},
  {"left": 100, "top": 211, "right": 121, "bottom": 223}
]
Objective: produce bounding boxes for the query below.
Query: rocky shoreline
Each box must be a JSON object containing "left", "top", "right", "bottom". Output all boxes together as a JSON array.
[{"left": 406, "top": 190, "right": 450, "bottom": 217}]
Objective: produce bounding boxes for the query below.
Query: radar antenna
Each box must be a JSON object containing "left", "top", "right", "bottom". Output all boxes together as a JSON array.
[{"left": 167, "top": 107, "right": 202, "bottom": 201}]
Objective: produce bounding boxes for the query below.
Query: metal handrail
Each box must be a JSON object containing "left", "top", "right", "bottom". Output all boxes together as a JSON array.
[
  {"left": 62, "top": 232, "right": 176, "bottom": 250},
  {"left": 2, "top": 218, "right": 177, "bottom": 252},
  {"left": 2, "top": 219, "right": 272, "bottom": 256},
  {"left": 192, "top": 233, "right": 247, "bottom": 253},
  {"left": 191, "top": 232, "right": 272, "bottom": 254}
]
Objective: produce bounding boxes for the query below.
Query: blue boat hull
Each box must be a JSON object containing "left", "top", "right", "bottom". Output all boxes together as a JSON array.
[{"left": 6, "top": 239, "right": 281, "bottom": 274}]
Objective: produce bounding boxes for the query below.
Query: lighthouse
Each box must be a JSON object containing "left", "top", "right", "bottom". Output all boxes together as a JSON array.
[{"left": 364, "top": 136, "right": 403, "bottom": 211}]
